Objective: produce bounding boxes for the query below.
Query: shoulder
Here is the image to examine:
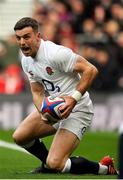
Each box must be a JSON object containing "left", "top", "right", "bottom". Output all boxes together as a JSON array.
[
  {"left": 43, "top": 40, "right": 75, "bottom": 61},
  {"left": 36, "top": 40, "right": 62, "bottom": 63},
  {"left": 43, "top": 40, "right": 62, "bottom": 56},
  {"left": 43, "top": 40, "right": 60, "bottom": 49},
  {"left": 43, "top": 40, "right": 69, "bottom": 58}
]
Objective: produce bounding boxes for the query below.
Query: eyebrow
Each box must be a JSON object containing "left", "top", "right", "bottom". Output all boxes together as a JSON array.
[{"left": 16, "top": 33, "right": 31, "bottom": 38}]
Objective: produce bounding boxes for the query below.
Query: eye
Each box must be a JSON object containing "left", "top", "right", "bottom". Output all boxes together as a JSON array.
[
  {"left": 24, "top": 36, "right": 29, "bottom": 40},
  {"left": 16, "top": 36, "right": 20, "bottom": 41},
  {"left": 23, "top": 35, "right": 30, "bottom": 40}
]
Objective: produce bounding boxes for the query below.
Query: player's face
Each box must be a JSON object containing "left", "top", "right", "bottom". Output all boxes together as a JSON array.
[{"left": 15, "top": 27, "right": 41, "bottom": 57}]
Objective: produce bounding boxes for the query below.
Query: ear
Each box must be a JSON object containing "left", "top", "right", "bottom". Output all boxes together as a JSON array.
[{"left": 37, "top": 32, "right": 41, "bottom": 39}]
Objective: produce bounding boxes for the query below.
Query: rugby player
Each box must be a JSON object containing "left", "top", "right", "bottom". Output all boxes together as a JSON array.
[{"left": 13, "top": 17, "right": 117, "bottom": 175}]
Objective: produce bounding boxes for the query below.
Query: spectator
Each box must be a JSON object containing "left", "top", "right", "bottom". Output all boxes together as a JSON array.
[
  {"left": 90, "top": 46, "right": 118, "bottom": 91},
  {"left": 115, "top": 32, "right": 123, "bottom": 90},
  {"left": 1, "top": 0, "right": 123, "bottom": 93},
  {"left": 41, "top": 22, "right": 58, "bottom": 42},
  {"left": 0, "top": 41, "right": 7, "bottom": 70},
  {"left": 80, "top": 44, "right": 118, "bottom": 91},
  {"left": 104, "top": 20, "right": 120, "bottom": 43},
  {"left": 1, "top": 34, "right": 20, "bottom": 68},
  {"left": 32, "top": 0, "right": 47, "bottom": 25},
  {"left": 93, "top": 5, "right": 106, "bottom": 26},
  {"left": 59, "top": 36, "right": 79, "bottom": 52},
  {"left": 4, "top": 64, "right": 25, "bottom": 94},
  {"left": 68, "top": 0, "right": 87, "bottom": 33}
]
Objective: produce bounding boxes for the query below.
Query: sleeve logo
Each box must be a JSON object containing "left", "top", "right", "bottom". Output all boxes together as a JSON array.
[{"left": 46, "top": 67, "right": 54, "bottom": 75}]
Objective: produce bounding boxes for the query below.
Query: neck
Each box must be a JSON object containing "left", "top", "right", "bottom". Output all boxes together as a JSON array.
[
  {"left": 32, "top": 40, "right": 41, "bottom": 58},
  {"left": 33, "top": 40, "right": 41, "bottom": 59}
]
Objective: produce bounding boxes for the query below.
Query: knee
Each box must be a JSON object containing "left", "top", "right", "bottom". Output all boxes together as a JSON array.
[
  {"left": 12, "top": 130, "right": 24, "bottom": 145},
  {"left": 46, "top": 156, "right": 64, "bottom": 171}
]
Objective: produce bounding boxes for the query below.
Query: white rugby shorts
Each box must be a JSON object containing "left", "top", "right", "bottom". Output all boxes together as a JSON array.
[{"left": 53, "top": 110, "right": 93, "bottom": 140}]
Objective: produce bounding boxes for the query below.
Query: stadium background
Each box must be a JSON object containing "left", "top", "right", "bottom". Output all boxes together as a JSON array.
[{"left": 0, "top": 0, "right": 122, "bottom": 178}]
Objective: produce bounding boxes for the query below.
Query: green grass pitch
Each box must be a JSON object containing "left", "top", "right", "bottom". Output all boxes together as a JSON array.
[{"left": 0, "top": 130, "right": 118, "bottom": 179}]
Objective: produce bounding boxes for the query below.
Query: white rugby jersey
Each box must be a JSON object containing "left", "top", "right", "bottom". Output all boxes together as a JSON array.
[{"left": 21, "top": 39, "right": 93, "bottom": 113}]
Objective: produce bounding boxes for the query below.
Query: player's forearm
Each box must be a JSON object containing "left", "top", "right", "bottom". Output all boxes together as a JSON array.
[
  {"left": 30, "top": 82, "right": 45, "bottom": 112},
  {"left": 76, "top": 65, "right": 98, "bottom": 95},
  {"left": 73, "top": 56, "right": 98, "bottom": 96},
  {"left": 32, "top": 92, "right": 44, "bottom": 112}
]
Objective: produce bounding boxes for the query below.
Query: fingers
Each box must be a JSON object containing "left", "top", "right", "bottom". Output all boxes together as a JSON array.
[
  {"left": 59, "top": 105, "right": 71, "bottom": 119},
  {"left": 58, "top": 96, "right": 76, "bottom": 119}
]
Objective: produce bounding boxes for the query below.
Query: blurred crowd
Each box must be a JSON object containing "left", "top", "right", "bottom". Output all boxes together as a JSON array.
[{"left": 1, "top": 0, "right": 123, "bottom": 94}]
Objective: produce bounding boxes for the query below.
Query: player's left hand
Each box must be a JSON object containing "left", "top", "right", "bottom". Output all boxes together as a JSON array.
[{"left": 59, "top": 96, "right": 77, "bottom": 119}]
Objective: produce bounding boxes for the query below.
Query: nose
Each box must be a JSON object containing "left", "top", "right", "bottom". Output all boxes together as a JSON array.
[{"left": 20, "top": 38, "right": 25, "bottom": 46}]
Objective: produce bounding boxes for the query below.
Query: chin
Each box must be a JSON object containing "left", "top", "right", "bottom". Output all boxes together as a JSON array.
[{"left": 23, "top": 52, "right": 31, "bottom": 56}]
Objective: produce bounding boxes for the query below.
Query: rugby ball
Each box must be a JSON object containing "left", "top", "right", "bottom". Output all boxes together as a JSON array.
[{"left": 41, "top": 96, "right": 65, "bottom": 124}]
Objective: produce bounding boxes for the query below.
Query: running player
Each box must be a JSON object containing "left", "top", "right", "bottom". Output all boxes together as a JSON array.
[{"left": 13, "top": 17, "right": 117, "bottom": 175}]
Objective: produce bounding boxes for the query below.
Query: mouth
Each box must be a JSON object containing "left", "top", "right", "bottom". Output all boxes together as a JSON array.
[{"left": 21, "top": 46, "right": 31, "bottom": 54}]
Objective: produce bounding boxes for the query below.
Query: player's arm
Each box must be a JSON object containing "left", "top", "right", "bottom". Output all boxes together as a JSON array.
[
  {"left": 30, "top": 82, "right": 45, "bottom": 112},
  {"left": 60, "top": 55, "right": 98, "bottom": 118},
  {"left": 73, "top": 55, "right": 98, "bottom": 95}
]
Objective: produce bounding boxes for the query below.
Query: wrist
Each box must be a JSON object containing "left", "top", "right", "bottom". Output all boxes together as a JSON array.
[{"left": 71, "top": 90, "right": 82, "bottom": 102}]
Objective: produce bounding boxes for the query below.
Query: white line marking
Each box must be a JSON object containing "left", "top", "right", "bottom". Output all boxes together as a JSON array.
[{"left": 0, "top": 140, "right": 29, "bottom": 154}]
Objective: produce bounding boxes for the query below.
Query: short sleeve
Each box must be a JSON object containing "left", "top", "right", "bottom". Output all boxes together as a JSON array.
[
  {"left": 52, "top": 47, "right": 78, "bottom": 72},
  {"left": 21, "top": 56, "right": 36, "bottom": 83}
]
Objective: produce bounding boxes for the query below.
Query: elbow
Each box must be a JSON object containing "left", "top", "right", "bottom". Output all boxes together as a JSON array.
[
  {"left": 88, "top": 65, "right": 98, "bottom": 80},
  {"left": 92, "top": 65, "right": 98, "bottom": 78}
]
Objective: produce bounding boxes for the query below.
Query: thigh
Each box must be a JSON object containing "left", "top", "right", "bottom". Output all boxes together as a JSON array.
[
  {"left": 13, "top": 111, "right": 56, "bottom": 144},
  {"left": 47, "top": 128, "right": 80, "bottom": 168}
]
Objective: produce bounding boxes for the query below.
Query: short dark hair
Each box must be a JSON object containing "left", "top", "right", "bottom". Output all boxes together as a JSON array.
[{"left": 14, "top": 17, "right": 39, "bottom": 32}]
